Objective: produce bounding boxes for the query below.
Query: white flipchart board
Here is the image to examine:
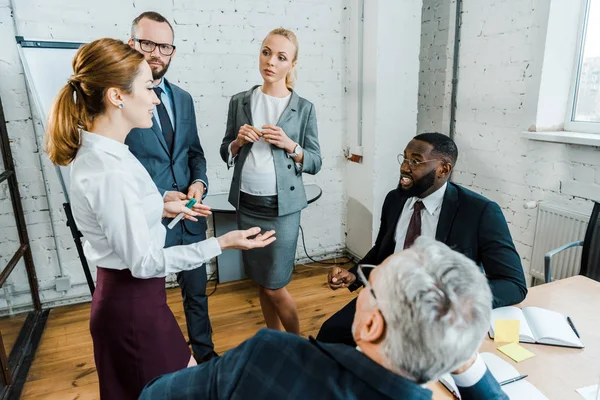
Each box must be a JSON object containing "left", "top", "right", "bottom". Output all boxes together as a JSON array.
[{"left": 16, "top": 37, "right": 83, "bottom": 199}]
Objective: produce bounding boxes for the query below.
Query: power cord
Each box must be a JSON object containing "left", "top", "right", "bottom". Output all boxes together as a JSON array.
[
  {"left": 298, "top": 225, "right": 355, "bottom": 267},
  {"left": 206, "top": 271, "right": 218, "bottom": 296}
]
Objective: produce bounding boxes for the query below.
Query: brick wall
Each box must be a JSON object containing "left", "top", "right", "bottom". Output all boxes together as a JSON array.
[
  {"left": 418, "top": 0, "right": 599, "bottom": 280},
  {"left": 0, "top": 0, "right": 349, "bottom": 307}
]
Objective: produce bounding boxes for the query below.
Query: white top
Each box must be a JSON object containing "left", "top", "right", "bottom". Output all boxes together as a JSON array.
[
  {"left": 69, "top": 131, "right": 221, "bottom": 279},
  {"left": 394, "top": 182, "right": 448, "bottom": 253},
  {"left": 240, "top": 86, "right": 291, "bottom": 196}
]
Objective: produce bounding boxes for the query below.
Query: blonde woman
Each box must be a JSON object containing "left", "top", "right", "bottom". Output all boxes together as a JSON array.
[{"left": 220, "top": 28, "right": 322, "bottom": 334}]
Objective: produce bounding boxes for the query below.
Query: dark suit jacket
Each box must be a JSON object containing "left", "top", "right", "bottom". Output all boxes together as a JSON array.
[
  {"left": 350, "top": 182, "right": 527, "bottom": 308},
  {"left": 139, "top": 329, "right": 508, "bottom": 400},
  {"left": 125, "top": 78, "right": 208, "bottom": 244},
  {"left": 219, "top": 85, "right": 322, "bottom": 216}
]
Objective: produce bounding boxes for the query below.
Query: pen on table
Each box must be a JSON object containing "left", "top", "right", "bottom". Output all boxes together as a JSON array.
[
  {"left": 567, "top": 316, "right": 580, "bottom": 338},
  {"left": 439, "top": 379, "right": 460, "bottom": 399},
  {"left": 499, "top": 375, "right": 528, "bottom": 386}
]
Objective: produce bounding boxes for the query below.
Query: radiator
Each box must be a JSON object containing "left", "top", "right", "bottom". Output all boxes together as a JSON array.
[{"left": 530, "top": 203, "right": 589, "bottom": 282}]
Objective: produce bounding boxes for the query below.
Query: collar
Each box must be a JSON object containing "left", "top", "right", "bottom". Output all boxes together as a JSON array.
[
  {"left": 154, "top": 77, "right": 169, "bottom": 94},
  {"left": 80, "top": 130, "right": 130, "bottom": 158},
  {"left": 309, "top": 337, "right": 432, "bottom": 400},
  {"left": 409, "top": 182, "right": 448, "bottom": 216}
]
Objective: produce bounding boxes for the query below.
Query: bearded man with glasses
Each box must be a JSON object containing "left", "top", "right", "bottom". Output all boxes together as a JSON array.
[
  {"left": 318, "top": 132, "right": 527, "bottom": 346},
  {"left": 126, "top": 11, "right": 217, "bottom": 364}
]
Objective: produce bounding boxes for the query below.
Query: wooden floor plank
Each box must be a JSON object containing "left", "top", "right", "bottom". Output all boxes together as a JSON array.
[{"left": 22, "top": 262, "right": 356, "bottom": 399}]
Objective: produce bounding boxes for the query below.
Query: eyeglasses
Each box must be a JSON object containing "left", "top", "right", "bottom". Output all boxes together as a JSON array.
[
  {"left": 397, "top": 154, "right": 442, "bottom": 169},
  {"left": 356, "top": 264, "right": 377, "bottom": 301},
  {"left": 132, "top": 38, "right": 176, "bottom": 56}
]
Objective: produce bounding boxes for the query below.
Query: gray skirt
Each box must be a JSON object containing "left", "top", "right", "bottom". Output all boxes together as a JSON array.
[{"left": 237, "top": 192, "right": 300, "bottom": 289}]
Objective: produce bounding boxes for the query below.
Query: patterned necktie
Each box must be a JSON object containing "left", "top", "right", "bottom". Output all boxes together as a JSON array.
[
  {"left": 403, "top": 200, "right": 425, "bottom": 249},
  {"left": 153, "top": 87, "right": 174, "bottom": 152}
]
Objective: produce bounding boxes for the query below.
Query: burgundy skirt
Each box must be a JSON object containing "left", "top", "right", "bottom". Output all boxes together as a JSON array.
[{"left": 90, "top": 267, "right": 190, "bottom": 399}]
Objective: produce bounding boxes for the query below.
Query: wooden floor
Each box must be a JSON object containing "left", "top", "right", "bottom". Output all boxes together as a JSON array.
[{"left": 21, "top": 262, "right": 356, "bottom": 399}]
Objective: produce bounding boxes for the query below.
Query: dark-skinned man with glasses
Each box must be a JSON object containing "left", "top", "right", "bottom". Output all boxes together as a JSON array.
[
  {"left": 318, "top": 132, "right": 527, "bottom": 346},
  {"left": 125, "top": 12, "right": 218, "bottom": 364}
]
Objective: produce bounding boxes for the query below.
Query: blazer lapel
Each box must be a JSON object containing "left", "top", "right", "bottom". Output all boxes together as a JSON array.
[
  {"left": 165, "top": 79, "right": 181, "bottom": 156},
  {"left": 436, "top": 183, "right": 459, "bottom": 243},
  {"left": 150, "top": 116, "right": 170, "bottom": 155},
  {"left": 383, "top": 193, "right": 408, "bottom": 255},
  {"left": 276, "top": 90, "right": 299, "bottom": 127},
  {"left": 242, "top": 86, "right": 257, "bottom": 125}
]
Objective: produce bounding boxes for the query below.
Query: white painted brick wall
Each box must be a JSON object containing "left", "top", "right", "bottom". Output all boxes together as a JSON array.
[
  {"left": 0, "top": 0, "right": 348, "bottom": 308},
  {"left": 418, "top": 0, "right": 599, "bottom": 281}
]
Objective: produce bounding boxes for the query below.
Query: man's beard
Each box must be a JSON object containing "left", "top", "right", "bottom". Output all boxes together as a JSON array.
[
  {"left": 398, "top": 168, "right": 436, "bottom": 198},
  {"left": 150, "top": 58, "right": 171, "bottom": 80}
]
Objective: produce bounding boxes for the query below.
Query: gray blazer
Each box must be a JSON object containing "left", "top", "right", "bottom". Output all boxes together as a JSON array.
[
  {"left": 126, "top": 78, "right": 208, "bottom": 242},
  {"left": 220, "top": 86, "right": 322, "bottom": 216}
]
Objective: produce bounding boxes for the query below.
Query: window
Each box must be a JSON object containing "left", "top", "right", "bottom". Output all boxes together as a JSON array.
[{"left": 566, "top": 0, "right": 600, "bottom": 133}]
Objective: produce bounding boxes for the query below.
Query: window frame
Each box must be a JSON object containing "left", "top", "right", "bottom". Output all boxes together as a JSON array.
[{"left": 565, "top": 0, "right": 600, "bottom": 134}]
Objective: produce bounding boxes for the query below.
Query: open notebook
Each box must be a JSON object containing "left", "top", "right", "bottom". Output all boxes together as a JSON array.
[
  {"left": 489, "top": 306, "right": 584, "bottom": 348},
  {"left": 439, "top": 353, "right": 548, "bottom": 399}
]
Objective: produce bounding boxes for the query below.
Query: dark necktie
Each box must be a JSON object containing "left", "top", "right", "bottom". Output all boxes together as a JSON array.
[
  {"left": 403, "top": 201, "right": 425, "bottom": 249},
  {"left": 153, "top": 87, "right": 174, "bottom": 152}
]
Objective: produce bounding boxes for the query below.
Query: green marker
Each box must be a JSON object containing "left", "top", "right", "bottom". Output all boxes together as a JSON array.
[{"left": 167, "top": 198, "right": 197, "bottom": 229}]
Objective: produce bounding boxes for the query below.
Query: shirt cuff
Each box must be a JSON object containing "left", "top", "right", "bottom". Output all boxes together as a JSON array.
[
  {"left": 194, "top": 237, "right": 222, "bottom": 260},
  {"left": 191, "top": 179, "right": 208, "bottom": 198},
  {"left": 227, "top": 142, "right": 236, "bottom": 167},
  {"left": 451, "top": 353, "right": 487, "bottom": 388}
]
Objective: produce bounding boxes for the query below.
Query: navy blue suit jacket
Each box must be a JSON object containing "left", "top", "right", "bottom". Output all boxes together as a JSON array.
[
  {"left": 349, "top": 182, "right": 527, "bottom": 308},
  {"left": 125, "top": 78, "right": 208, "bottom": 245},
  {"left": 140, "top": 329, "right": 508, "bottom": 400}
]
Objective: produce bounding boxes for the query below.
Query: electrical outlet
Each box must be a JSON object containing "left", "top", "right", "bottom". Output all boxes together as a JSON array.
[{"left": 55, "top": 276, "right": 71, "bottom": 291}]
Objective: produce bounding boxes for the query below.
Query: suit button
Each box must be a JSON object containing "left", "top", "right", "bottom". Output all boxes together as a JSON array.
[
  {"left": 172, "top": 182, "right": 177, "bottom": 188},
  {"left": 290, "top": 186, "right": 295, "bottom": 191},
  {"left": 171, "top": 160, "right": 175, "bottom": 166},
  {"left": 287, "top": 164, "right": 292, "bottom": 169}
]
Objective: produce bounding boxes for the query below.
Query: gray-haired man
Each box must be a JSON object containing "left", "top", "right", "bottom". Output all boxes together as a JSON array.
[{"left": 140, "top": 238, "right": 508, "bottom": 400}]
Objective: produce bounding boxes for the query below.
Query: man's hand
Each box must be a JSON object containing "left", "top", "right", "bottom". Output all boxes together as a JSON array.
[
  {"left": 164, "top": 191, "right": 187, "bottom": 203},
  {"left": 188, "top": 181, "right": 205, "bottom": 202},
  {"left": 328, "top": 267, "right": 356, "bottom": 290}
]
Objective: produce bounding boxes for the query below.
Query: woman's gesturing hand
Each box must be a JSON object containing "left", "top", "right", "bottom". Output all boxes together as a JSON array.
[{"left": 217, "top": 227, "right": 276, "bottom": 250}]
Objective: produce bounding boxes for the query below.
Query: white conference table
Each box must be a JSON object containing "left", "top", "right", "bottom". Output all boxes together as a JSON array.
[{"left": 203, "top": 184, "right": 322, "bottom": 283}]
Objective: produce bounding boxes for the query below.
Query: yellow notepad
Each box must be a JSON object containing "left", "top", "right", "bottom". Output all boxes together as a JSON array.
[
  {"left": 494, "top": 319, "right": 520, "bottom": 343},
  {"left": 498, "top": 342, "right": 535, "bottom": 362}
]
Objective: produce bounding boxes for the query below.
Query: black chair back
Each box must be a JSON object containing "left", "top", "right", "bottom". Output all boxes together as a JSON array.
[{"left": 581, "top": 201, "right": 600, "bottom": 281}]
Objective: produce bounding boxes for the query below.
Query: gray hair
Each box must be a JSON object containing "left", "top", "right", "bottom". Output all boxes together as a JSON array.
[{"left": 373, "top": 237, "right": 492, "bottom": 382}]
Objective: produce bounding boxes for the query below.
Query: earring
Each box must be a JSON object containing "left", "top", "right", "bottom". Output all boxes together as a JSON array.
[{"left": 118, "top": 103, "right": 124, "bottom": 109}]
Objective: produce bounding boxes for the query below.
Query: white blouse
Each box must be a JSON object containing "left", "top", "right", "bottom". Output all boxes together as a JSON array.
[
  {"left": 69, "top": 131, "right": 221, "bottom": 279},
  {"left": 240, "top": 87, "right": 291, "bottom": 196}
]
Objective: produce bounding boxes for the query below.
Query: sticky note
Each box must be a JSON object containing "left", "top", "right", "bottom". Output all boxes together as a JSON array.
[
  {"left": 498, "top": 342, "right": 535, "bottom": 363},
  {"left": 494, "top": 319, "right": 520, "bottom": 343}
]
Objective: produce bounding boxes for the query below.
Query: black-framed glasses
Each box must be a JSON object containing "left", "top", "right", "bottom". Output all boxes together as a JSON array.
[
  {"left": 132, "top": 38, "right": 176, "bottom": 56},
  {"left": 356, "top": 264, "right": 377, "bottom": 300},
  {"left": 397, "top": 154, "right": 442, "bottom": 169}
]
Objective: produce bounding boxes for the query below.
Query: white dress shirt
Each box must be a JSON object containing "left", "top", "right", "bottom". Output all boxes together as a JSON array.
[
  {"left": 69, "top": 131, "right": 221, "bottom": 279},
  {"left": 450, "top": 353, "right": 488, "bottom": 387},
  {"left": 394, "top": 182, "right": 448, "bottom": 253},
  {"left": 237, "top": 87, "right": 291, "bottom": 196}
]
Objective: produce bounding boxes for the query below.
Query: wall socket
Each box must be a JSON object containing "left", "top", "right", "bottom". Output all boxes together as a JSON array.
[{"left": 55, "top": 276, "right": 71, "bottom": 292}]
